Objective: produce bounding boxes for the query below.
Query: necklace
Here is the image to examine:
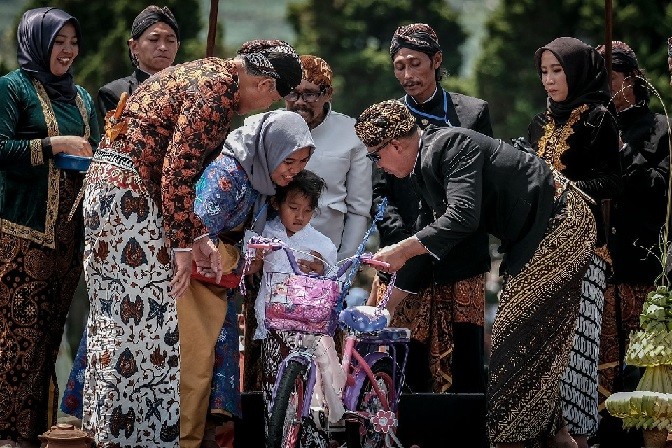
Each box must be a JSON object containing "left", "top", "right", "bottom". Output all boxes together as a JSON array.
[{"left": 404, "top": 90, "right": 452, "bottom": 126}]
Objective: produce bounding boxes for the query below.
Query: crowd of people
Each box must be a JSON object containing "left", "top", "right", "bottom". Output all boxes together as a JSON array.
[{"left": 0, "top": 4, "right": 669, "bottom": 448}]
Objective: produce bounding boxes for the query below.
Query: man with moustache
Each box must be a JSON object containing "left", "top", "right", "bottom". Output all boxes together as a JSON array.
[
  {"left": 284, "top": 54, "right": 372, "bottom": 260},
  {"left": 370, "top": 23, "right": 494, "bottom": 395}
]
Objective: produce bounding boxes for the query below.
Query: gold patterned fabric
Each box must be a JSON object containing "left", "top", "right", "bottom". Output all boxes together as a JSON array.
[
  {"left": 300, "top": 55, "right": 332, "bottom": 88},
  {"left": 0, "top": 174, "right": 83, "bottom": 442},
  {"left": 389, "top": 275, "right": 484, "bottom": 393},
  {"left": 487, "top": 190, "right": 596, "bottom": 446},
  {"left": 354, "top": 100, "right": 416, "bottom": 148}
]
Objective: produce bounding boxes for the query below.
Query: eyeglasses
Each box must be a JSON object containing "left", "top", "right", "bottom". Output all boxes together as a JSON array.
[
  {"left": 365, "top": 141, "right": 390, "bottom": 163},
  {"left": 284, "top": 90, "right": 323, "bottom": 103}
]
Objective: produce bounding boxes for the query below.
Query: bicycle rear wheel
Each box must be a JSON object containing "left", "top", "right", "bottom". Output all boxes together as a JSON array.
[
  {"left": 347, "top": 358, "right": 396, "bottom": 448},
  {"left": 267, "top": 359, "right": 309, "bottom": 448}
]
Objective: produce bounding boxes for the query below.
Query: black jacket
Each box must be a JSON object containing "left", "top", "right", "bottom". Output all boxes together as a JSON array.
[
  {"left": 372, "top": 89, "right": 493, "bottom": 289},
  {"left": 97, "top": 68, "right": 150, "bottom": 126},
  {"left": 414, "top": 127, "right": 555, "bottom": 276},
  {"left": 611, "top": 104, "right": 670, "bottom": 283},
  {"left": 528, "top": 104, "right": 621, "bottom": 247}
]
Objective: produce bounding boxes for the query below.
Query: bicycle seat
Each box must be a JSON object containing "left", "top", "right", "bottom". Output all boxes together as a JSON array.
[{"left": 339, "top": 305, "right": 390, "bottom": 332}]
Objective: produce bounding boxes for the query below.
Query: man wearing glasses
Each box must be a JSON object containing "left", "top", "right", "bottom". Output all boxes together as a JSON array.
[
  {"left": 370, "top": 22, "right": 493, "bottom": 396},
  {"left": 356, "top": 100, "right": 597, "bottom": 448},
  {"left": 284, "top": 55, "right": 372, "bottom": 261}
]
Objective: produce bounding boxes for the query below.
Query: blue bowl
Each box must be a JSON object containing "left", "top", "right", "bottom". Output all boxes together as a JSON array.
[{"left": 54, "top": 154, "right": 92, "bottom": 171}]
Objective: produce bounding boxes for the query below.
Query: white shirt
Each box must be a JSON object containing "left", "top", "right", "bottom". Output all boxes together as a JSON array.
[{"left": 305, "top": 104, "right": 373, "bottom": 260}]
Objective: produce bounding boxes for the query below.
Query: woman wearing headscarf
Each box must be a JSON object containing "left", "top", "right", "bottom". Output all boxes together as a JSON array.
[
  {"left": 81, "top": 40, "right": 302, "bottom": 446},
  {"left": 527, "top": 36, "right": 621, "bottom": 448},
  {"left": 97, "top": 5, "right": 181, "bottom": 120},
  {"left": 0, "top": 7, "right": 99, "bottom": 447},
  {"left": 181, "top": 110, "right": 314, "bottom": 448}
]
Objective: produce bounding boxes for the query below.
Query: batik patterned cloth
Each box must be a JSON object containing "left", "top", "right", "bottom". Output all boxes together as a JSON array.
[
  {"left": 487, "top": 190, "right": 596, "bottom": 446},
  {"left": 210, "top": 299, "right": 242, "bottom": 417},
  {"left": 598, "top": 283, "right": 649, "bottom": 408},
  {"left": 82, "top": 161, "right": 180, "bottom": 447},
  {"left": 389, "top": 275, "right": 485, "bottom": 393},
  {"left": 561, "top": 254, "right": 606, "bottom": 436},
  {"left": 0, "top": 175, "right": 83, "bottom": 442}
]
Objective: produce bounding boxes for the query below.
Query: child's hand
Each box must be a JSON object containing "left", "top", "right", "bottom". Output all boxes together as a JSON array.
[
  {"left": 298, "top": 250, "right": 325, "bottom": 275},
  {"left": 246, "top": 259, "right": 263, "bottom": 275}
]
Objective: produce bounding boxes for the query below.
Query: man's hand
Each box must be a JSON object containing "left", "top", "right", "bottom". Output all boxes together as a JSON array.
[
  {"left": 192, "top": 238, "right": 223, "bottom": 283},
  {"left": 372, "top": 237, "right": 428, "bottom": 272},
  {"left": 170, "top": 250, "right": 193, "bottom": 299}
]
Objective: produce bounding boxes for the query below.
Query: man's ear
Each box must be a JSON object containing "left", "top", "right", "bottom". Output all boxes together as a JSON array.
[
  {"left": 258, "top": 77, "right": 276, "bottom": 93},
  {"left": 433, "top": 51, "right": 443, "bottom": 70},
  {"left": 323, "top": 86, "right": 334, "bottom": 101}
]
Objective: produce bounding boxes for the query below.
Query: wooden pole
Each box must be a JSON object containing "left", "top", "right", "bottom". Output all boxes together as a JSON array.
[
  {"left": 206, "top": 0, "right": 219, "bottom": 57},
  {"left": 604, "top": 0, "right": 613, "bottom": 81}
]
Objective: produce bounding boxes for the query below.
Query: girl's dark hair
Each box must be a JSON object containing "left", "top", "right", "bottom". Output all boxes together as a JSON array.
[{"left": 274, "top": 169, "right": 326, "bottom": 210}]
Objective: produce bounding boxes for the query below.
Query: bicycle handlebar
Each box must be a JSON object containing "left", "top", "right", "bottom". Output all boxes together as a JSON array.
[{"left": 244, "top": 236, "right": 389, "bottom": 279}]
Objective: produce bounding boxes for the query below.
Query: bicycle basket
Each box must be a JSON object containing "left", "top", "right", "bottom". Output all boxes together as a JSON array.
[{"left": 264, "top": 272, "right": 341, "bottom": 336}]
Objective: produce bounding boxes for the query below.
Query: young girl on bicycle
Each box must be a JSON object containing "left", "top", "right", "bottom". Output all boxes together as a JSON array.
[{"left": 248, "top": 169, "right": 344, "bottom": 447}]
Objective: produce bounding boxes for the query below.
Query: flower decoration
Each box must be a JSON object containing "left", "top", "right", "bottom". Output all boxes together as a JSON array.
[{"left": 371, "top": 410, "right": 397, "bottom": 433}]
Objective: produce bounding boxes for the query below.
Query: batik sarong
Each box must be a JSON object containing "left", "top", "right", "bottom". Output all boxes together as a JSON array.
[
  {"left": 488, "top": 190, "right": 596, "bottom": 447},
  {"left": 0, "top": 173, "right": 83, "bottom": 443},
  {"left": 598, "top": 283, "right": 649, "bottom": 407},
  {"left": 390, "top": 275, "right": 485, "bottom": 393},
  {"left": 81, "top": 161, "right": 180, "bottom": 447},
  {"left": 561, "top": 254, "right": 606, "bottom": 436}
]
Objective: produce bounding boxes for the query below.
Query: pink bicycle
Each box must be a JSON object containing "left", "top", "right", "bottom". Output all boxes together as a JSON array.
[{"left": 245, "top": 235, "right": 410, "bottom": 448}]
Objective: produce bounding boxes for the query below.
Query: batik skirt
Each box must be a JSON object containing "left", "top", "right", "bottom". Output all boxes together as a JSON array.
[
  {"left": 0, "top": 172, "right": 83, "bottom": 443},
  {"left": 487, "top": 190, "right": 596, "bottom": 446},
  {"left": 561, "top": 254, "right": 606, "bottom": 436},
  {"left": 598, "top": 283, "right": 649, "bottom": 408},
  {"left": 389, "top": 275, "right": 485, "bottom": 393},
  {"left": 81, "top": 161, "right": 180, "bottom": 447}
]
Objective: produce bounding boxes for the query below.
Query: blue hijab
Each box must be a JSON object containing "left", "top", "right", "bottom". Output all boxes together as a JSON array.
[{"left": 17, "top": 7, "right": 82, "bottom": 104}]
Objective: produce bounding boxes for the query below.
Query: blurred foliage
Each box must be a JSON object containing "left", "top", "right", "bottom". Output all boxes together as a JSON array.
[
  {"left": 475, "top": 0, "right": 672, "bottom": 140},
  {"left": 21, "top": 0, "right": 209, "bottom": 98},
  {"left": 286, "top": 0, "right": 467, "bottom": 118}
]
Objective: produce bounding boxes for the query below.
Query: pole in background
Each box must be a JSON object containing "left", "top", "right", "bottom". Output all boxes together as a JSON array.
[{"left": 206, "top": 0, "right": 219, "bottom": 57}]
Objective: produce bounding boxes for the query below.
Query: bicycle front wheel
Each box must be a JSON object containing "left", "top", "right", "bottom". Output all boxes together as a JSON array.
[
  {"left": 347, "top": 358, "right": 396, "bottom": 448},
  {"left": 267, "top": 359, "right": 309, "bottom": 448}
]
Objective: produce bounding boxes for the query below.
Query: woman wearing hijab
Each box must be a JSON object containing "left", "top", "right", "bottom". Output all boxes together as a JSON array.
[
  {"left": 97, "top": 5, "right": 181, "bottom": 120},
  {"left": 0, "top": 7, "right": 99, "bottom": 447},
  {"left": 180, "top": 110, "right": 313, "bottom": 448},
  {"left": 81, "top": 41, "right": 302, "bottom": 446},
  {"left": 526, "top": 36, "right": 621, "bottom": 448}
]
